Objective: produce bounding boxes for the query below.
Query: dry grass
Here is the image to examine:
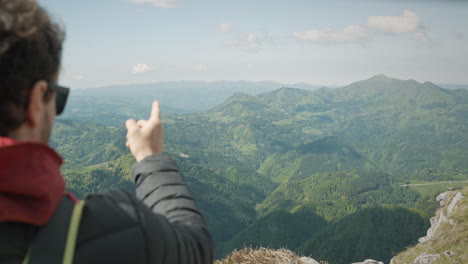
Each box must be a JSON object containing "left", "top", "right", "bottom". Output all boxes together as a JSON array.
[
  {"left": 391, "top": 186, "right": 468, "bottom": 264},
  {"left": 214, "top": 247, "right": 317, "bottom": 264}
]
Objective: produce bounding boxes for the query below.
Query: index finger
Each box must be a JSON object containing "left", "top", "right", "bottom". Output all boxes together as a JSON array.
[{"left": 149, "top": 101, "right": 161, "bottom": 123}]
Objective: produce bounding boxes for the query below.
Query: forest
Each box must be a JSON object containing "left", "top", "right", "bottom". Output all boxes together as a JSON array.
[{"left": 53, "top": 75, "right": 468, "bottom": 263}]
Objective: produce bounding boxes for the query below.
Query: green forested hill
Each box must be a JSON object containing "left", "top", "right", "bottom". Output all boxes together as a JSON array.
[
  {"left": 296, "top": 206, "right": 430, "bottom": 264},
  {"left": 217, "top": 209, "right": 327, "bottom": 257},
  {"left": 258, "top": 137, "right": 377, "bottom": 183},
  {"left": 53, "top": 75, "right": 468, "bottom": 259},
  {"left": 51, "top": 120, "right": 127, "bottom": 169},
  {"left": 162, "top": 75, "right": 468, "bottom": 182},
  {"left": 62, "top": 81, "right": 321, "bottom": 123},
  {"left": 63, "top": 154, "right": 135, "bottom": 197},
  {"left": 256, "top": 170, "right": 421, "bottom": 220},
  {"left": 62, "top": 150, "right": 270, "bottom": 243}
]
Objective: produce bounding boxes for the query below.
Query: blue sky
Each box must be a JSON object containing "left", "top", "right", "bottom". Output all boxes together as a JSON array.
[{"left": 40, "top": 0, "right": 468, "bottom": 89}]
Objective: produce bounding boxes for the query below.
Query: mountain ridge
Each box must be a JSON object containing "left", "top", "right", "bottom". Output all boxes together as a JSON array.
[
  {"left": 54, "top": 74, "right": 468, "bottom": 260},
  {"left": 214, "top": 75, "right": 462, "bottom": 116}
]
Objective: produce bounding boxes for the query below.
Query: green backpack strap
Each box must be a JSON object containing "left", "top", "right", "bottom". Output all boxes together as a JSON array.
[
  {"left": 22, "top": 197, "right": 85, "bottom": 264},
  {"left": 63, "top": 200, "right": 85, "bottom": 263}
]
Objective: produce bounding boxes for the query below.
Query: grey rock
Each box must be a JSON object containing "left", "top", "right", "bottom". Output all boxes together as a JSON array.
[
  {"left": 447, "top": 192, "right": 464, "bottom": 216},
  {"left": 444, "top": 251, "right": 455, "bottom": 257},
  {"left": 419, "top": 191, "right": 465, "bottom": 243},
  {"left": 299, "top": 257, "right": 320, "bottom": 264},
  {"left": 413, "top": 253, "right": 440, "bottom": 264},
  {"left": 419, "top": 212, "right": 447, "bottom": 243},
  {"left": 351, "top": 259, "right": 384, "bottom": 264},
  {"left": 436, "top": 192, "right": 450, "bottom": 207}
]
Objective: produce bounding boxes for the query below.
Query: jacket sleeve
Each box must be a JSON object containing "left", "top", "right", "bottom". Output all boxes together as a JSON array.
[{"left": 130, "top": 154, "right": 213, "bottom": 264}]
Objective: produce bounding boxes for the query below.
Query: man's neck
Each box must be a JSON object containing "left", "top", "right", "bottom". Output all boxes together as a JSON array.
[{"left": 8, "top": 126, "right": 46, "bottom": 144}]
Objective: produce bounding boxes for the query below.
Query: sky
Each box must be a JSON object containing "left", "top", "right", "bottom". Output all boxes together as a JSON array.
[{"left": 40, "top": 0, "right": 468, "bottom": 89}]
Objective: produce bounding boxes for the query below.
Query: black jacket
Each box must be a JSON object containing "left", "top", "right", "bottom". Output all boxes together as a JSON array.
[{"left": 0, "top": 155, "right": 214, "bottom": 264}]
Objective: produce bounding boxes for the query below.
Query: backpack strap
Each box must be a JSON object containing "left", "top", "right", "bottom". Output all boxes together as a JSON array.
[
  {"left": 22, "top": 195, "right": 85, "bottom": 264},
  {"left": 63, "top": 200, "right": 85, "bottom": 263}
]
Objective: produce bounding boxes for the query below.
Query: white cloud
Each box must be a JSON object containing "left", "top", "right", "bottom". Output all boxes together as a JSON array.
[
  {"left": 247, "top": 32, "right": 256, "bottom": 43},
  {"left": 247, "top": 63, "right": 254, "bottom": 69},
  {"left": 131, "top": 64, "right": 152, "bottom": 74},
  {"left": 367, "top": 10, "right": 419, "bottom": 34},
  {"left": 72, "top": 75, "right": 84, "bottom": 80},
  {"left": 414, "top": 30, "right": 431, "bottom": 44},
  {"left": 129, "top": 0, "right": 180, "bottom": 8},
  {"left": 367, "top": 10, "right": 432, "bottom": 44},
  {"left": 219, "top": 23, "right": 233, "bottom": 33},
  {"left": 193, "top": 64, "right": 208, "bottom": 71},
  {"left": 222, "top": 33, "right": 261, "bottom": 53},
  {"left": 293, "top": 10, "right": 432, "bottom": 46},
  {"left": 293, "top": 25, "right": 369, "bottom": 44},
  {"left": 238, "top": 32, "right": 261, "bottom": 52}
]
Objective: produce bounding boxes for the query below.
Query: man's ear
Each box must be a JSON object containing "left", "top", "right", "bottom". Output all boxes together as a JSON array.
[{"left": 26, "top": 80, "right": 48, "bottom": 128}]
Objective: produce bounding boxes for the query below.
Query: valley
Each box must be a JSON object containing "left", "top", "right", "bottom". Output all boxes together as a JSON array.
[{"left": 53, "top": 76, "right": 468, "bottom": 263}]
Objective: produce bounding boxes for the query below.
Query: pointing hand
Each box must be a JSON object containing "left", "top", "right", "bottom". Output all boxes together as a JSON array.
[{"left": 125, "top": 101, "right": 164, "bottom": 162}]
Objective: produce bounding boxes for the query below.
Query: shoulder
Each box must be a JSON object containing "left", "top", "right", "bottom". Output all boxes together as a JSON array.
[
  {"left": 78, "top": 190, "right": 141, "bottom": 239},
  {"left": 84, "top": 190, "right": 139, "bottom": 221},
  {"left": 74, "top": 190, "right": 147, "bottom": 263}
]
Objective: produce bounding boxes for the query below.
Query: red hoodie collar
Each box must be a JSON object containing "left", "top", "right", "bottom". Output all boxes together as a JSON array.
[{"left": 0, "top": 137, "right": 65, "bottom": 225}]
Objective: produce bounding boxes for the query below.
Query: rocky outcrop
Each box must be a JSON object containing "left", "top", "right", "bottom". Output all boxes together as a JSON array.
[
  {"left": 418, "top": 191, "right": 464, "bottom": 243},
  {"left": 299, "top": 256, "right": 320, "bottom": 264},
  {"left": 436, "top": 192, "right": 449, "bottom": 206},
  {"left": 418, "top": 211, "right": 447, "bottom": 243},
  {"left": 351, "top": 259, "right": 384, "bottom": 264},
  {"left": 413, "top": 253, "right": 440, "bottom": 264},
  {"left": 391, "top": 187, "right": 467, "bottom": 264},
  {"left": 447, "top": 192, "right": 464, "bottom": 215}
]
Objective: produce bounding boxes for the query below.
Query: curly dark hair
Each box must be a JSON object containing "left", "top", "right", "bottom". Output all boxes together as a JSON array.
[{"left": 0, "top": 0, "right": 65, "bottom": 136}]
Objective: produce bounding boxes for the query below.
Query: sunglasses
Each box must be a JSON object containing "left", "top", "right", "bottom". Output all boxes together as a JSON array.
[{"left": 48, "top": 84, "right": 70, "bottom": 115}]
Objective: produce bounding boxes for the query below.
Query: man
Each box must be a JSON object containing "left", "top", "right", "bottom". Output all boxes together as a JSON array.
[{"left": 0, "top": 0, "right": 213, "bottom": 263}]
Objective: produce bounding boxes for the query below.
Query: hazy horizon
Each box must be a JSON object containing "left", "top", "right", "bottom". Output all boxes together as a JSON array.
[
  {"left": 41, "top": 0, "right": 468, "bottom": 89},
  {"left": 68, "top": 75, "right": 468, "bottom": 91}
]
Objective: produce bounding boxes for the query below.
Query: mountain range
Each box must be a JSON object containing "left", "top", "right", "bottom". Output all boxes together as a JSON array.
[
  {"left": 62, "top": 81, "right": 321, "bottom": 124},
  {"left": 52, "top": 75, "right": 468, "bottom": 263}
]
